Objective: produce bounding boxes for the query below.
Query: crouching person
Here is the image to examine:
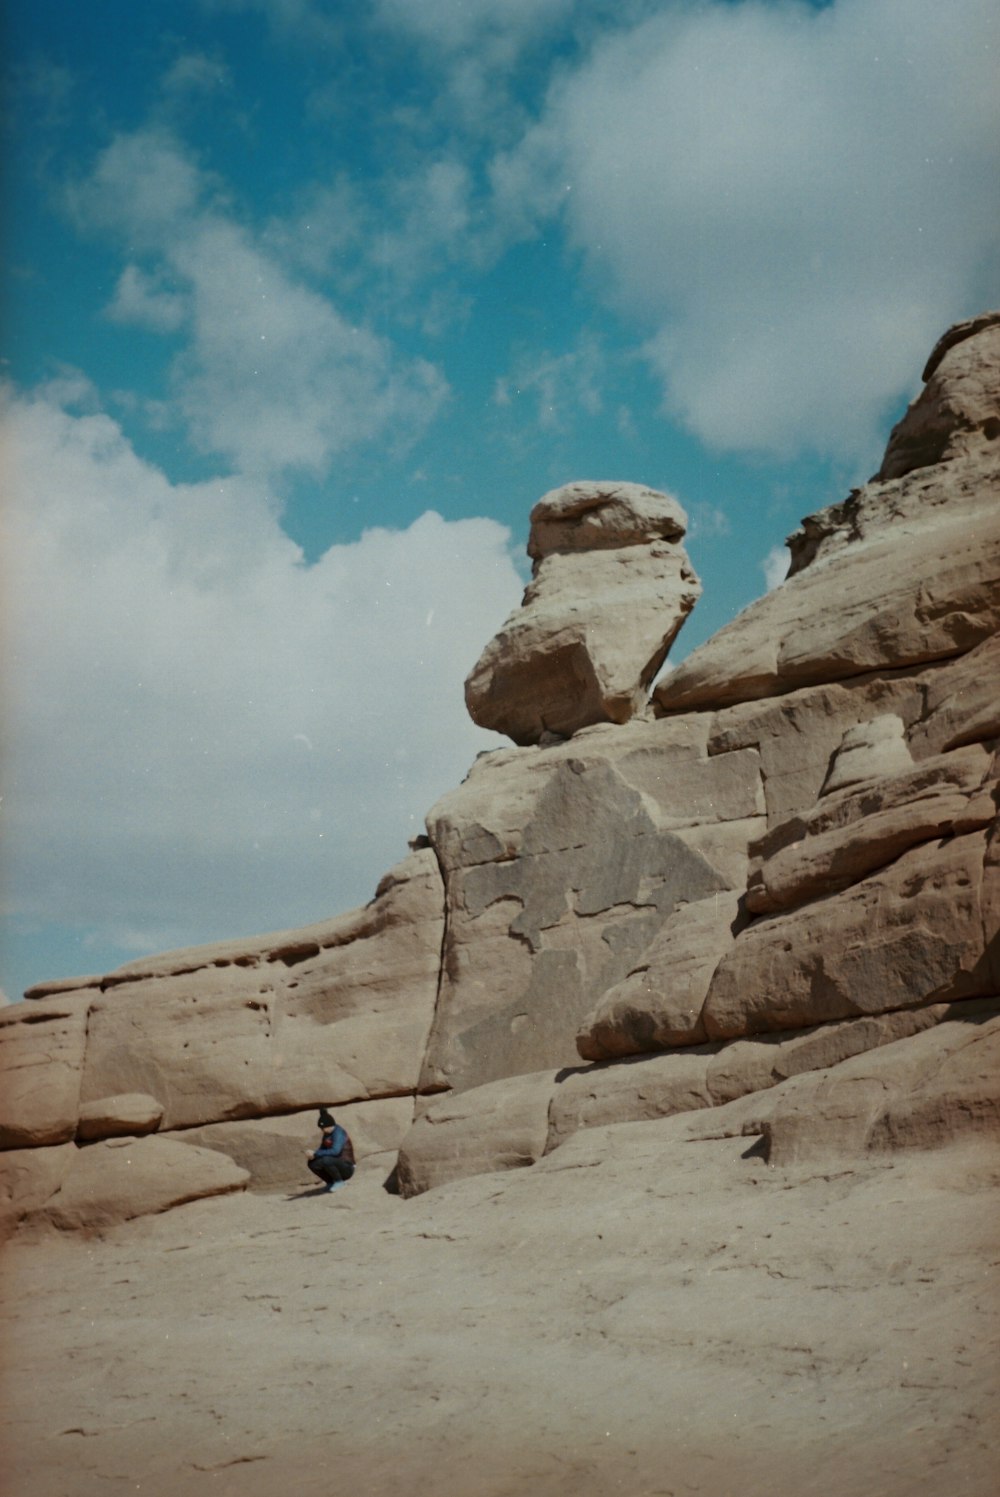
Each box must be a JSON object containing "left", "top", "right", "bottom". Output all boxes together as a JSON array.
[{"left": 307, "top": 1109, "right": 355, "bottom": 1192}]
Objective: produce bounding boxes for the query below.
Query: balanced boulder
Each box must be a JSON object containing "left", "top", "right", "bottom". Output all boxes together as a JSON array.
[{"left": 466, "top": 481, "right": 700, "bottom": 744}]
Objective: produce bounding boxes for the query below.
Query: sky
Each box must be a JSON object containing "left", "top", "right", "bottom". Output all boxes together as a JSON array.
[{"left": 2, "top": 0, "right": 998, "bottom": 1002}]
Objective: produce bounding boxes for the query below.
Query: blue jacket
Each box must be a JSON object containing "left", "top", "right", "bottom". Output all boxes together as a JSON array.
[{"left": 314, "top": 1125, "right": 349, "bottom": 1159}]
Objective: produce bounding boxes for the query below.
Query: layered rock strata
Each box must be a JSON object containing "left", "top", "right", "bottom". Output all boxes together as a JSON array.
[
  {"left": 1, "top": 849, "right": 442, "bottom": 1231},
  {"left": 2, "top": 313, "right": 998, "bottom": 1232},
  {"left": 653, "top": 322, "right": 1000, "bottom": 714}
]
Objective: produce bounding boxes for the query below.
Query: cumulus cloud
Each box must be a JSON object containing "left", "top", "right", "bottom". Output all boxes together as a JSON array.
[
  {"left": 500, "top": 0, "right": 1000, "bottom": 459},
  {"left": 74, "top": 129, "right": 447, "bottom": 477},
  {"left": 0, "top": 383, "right": 522, "bottom": 963}
]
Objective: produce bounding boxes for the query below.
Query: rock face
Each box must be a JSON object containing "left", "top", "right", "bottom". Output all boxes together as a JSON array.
[
  {"left": 878, "top": 311, "right": 1000, "bottom": 481},
  {"left": 1, "top": 848, "right": 445, "bottom": 1230},
  {"left": 2, "top": 313, "right": 999, "bottom": 1235},
  {"left": 419, "top": 719, "right": 761, "bottom": 1094},
  {"left": 654, "top": 319, "right": 1000, "bottom": 715},
  {"left": 465, "top": 481, "right": 700, "bottom": 744}
]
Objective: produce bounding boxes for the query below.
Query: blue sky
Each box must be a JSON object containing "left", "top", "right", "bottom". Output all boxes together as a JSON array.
[{"left": 2, "top": 0, "right": 998, "bottom": 1001}]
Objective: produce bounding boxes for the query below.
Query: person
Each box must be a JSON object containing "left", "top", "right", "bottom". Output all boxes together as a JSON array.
[{"left": 307, "top": 1110, "right": 355, "bottom": 1192}]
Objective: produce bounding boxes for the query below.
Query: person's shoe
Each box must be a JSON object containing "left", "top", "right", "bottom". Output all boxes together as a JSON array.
[{"left": 324, "top": 1181, "right": 343, "bottom": 1192}]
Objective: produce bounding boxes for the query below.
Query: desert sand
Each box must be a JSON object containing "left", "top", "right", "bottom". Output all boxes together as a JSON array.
[{"left": 3, "top": 1104, "right": 997, "bottom": 1497}]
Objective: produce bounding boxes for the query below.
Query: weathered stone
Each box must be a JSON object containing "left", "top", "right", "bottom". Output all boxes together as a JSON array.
[
  {"left": 36, "top": 1137, "right": 249, "bottom": 1234},
  {"left": 577, "top": 891, "right": 745, "bottom": 1059},
  {"left": 704, "top": 830, "right": 994, "bottom": 1039},
  {"left": 983, "top": 821, "right": 1000, "bottom": 993},
  {"left": 908, "top": 631, "right": 1000, "bottom": 758},
  {"left": 784, "top": 460, "right": 997, "bottom": 583},
  {"left": 866, "top": 1012, "right": 1000, "bottom": 1152},
  {"left": 655, "top": 501, "right": 1000, "bottom": 713},
  {"left": 0, "top": 994, "right": 91, "bottom": 1149},
  {"left": 422, "top": 746, "right": 734, "bottom": 1095},
  {"left": 526, "top": 479, "right": 688, "bottom": 558},
  {"left": 878, "top": 312, "right": 1000, "bottom": 481},
  {"left": 746, "top": 744, "right": 996, "bottom": 914},
  {"left": 396, "top": 1071, "right": 556, "bottom": 1198},
  {"left": 417, "top": 715, "right": 763, "bottom": 1098},
  {"left": 0, "top": 1143, "right": 73, "bottom": 1239},
  {"left": 612, "top": 739, "right": 764, "bottom": 828},
  {"left": 79, "top": 848, "right": 444, "bottom": 1131},
  {"left": 466, "top": 481, "right": 700, "bottom": 744},
  {"left": 655, "top": 319, "right": 1000, "bottom": 715},
  {"left": 404, "top": 1004, "right": 983, "bottom": 1193},
  {"left": 553, "top": 1006, "right": 973, "bottom": 1158},
  {"left": 546, "top": 1050, "right": 715, "bottom": 1151},
  {"left": 679, "top": 818, "right": 765, "bottom": 892},
  {"left": 756, "top": 1006, "right": 1000, "bottom": 1166},
  {"left": 78, "top": 1093, "right": 164, "bottom": 1141},
  {"left": 708, "top": 670, "right": 930, "bottom": 828},
  {"left": 704, "top": 1003, "right": 964, "bottom": 1104},
  {"left": 164, "top": 1096, "right": 414, "bottom": 1191},
  {"left": 819, "top": 714, "right": 912, "bottom": 795},
  {"left": 22, "top": 974, "right": 103, "bottom": 1002}
]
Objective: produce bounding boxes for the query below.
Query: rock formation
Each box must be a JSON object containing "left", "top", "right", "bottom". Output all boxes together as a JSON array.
[
  {"left": 465, "top": 480, "right": 700, "bottom": 743},
  {"left": 1, "top": 313, "right": 999, "bottom": 1237}
]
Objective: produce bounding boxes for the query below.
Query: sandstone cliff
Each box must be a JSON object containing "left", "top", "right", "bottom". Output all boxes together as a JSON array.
[{"left": 2, "top": 312, "right": 998, "bottom": 1234}]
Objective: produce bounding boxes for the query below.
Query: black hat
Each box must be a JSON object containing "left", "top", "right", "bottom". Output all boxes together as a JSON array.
[{"left": 317, "top": 1108, "right": 335, "bottom": 1128}]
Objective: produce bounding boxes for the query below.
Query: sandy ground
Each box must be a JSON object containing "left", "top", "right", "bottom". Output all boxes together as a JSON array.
[{"left": 2, "top": 1111, "right": 998, "bottom": 1497}]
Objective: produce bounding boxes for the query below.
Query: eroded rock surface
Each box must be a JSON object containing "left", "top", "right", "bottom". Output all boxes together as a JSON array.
[
  {"left": 576, "top": 890, "right": 745, "bottom": 1059},
  {"left": 419, "top": 718, "right": 762, "bottom": 1095},
  {"left": 0, "top": 845, "right": 444, "bottom": 1236},
  {"left": 878, "top": 311, "right": 1000, "bottom": 480},
  {"left": 0, "top": 997, "right": 88, "bottom": 1148},
  {"left": 746, "top": 743, "right": 996, "bottom": 915},
  {"left": 466, "top": 481, "right": 700, "bottom": 743},
  {"left": 704, "top": 829, "right": 996, "bottom": 1039},
  {"left": 655, "top": 317, "right": 1000, "bottom": 714}
]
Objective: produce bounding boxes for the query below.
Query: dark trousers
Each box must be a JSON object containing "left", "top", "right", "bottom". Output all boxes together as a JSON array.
[{"left": 308, "top": 1155, "right": 354, "bottom": 1186}]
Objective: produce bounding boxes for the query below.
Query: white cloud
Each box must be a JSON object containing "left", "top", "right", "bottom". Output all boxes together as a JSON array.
[
  {"left": 172, "top": 216, "right": 448, "bottom": 473},
  {"left": 0, "top": 383, "right": 522, "bottom": 962},
  {"left": 493, "top": 336, "right": 604, "bottom": 432},
  {"left": 373, "top": 0, "right": 576, "bottom": 54},
  {"left": 161, "top": 51, "right": 232, "bottom": 98},
  {"left": 72, "top": 129, "right": 205, "bottom": 242},
  {"left": 501, "top": 0, "right": 1000, "bottom": 459},
  {"left": 761, "top": 544, "right": 789, "bottom": 592},
  {"left": 106, "top": 264, "right": 188, "bottom": 333},
  {"left": 687, "top": 503, "right": 731, "bottom": 541},
  {"left": 369, "top": 0, "right": 599, "bottom": 144},
  {"left": 76, "top": 129, "right": 448, "bottom": 477}
]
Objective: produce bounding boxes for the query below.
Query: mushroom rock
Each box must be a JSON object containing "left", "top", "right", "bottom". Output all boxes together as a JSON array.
[{"left": 465, "top": 481, "right": 701, "bottom": 745}]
